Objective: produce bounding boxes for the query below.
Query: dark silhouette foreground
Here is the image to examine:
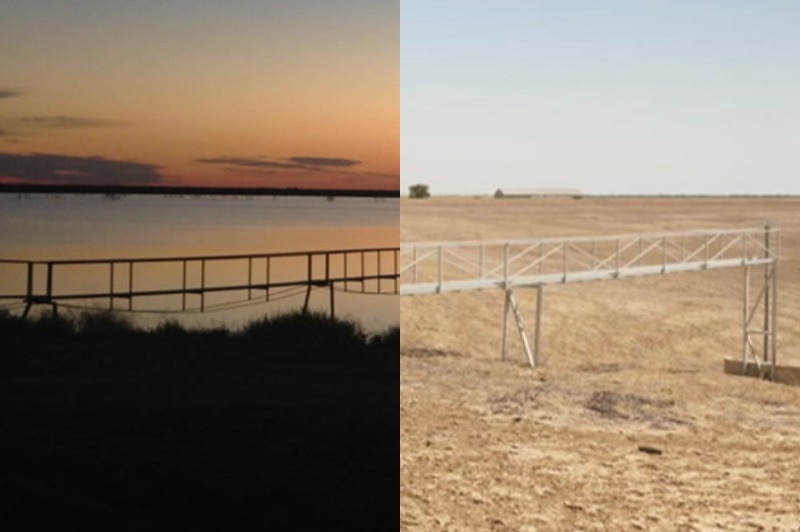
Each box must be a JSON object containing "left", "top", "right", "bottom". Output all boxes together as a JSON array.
[{"left": 0, "top": 310, "right": 398, "bottom": 529}]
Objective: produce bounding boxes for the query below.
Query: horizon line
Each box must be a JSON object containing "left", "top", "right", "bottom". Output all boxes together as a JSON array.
[{"left": 0, "top": 183, "right": 400, "bottom": 198}]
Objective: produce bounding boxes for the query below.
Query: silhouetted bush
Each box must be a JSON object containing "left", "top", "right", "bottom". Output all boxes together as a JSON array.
[
  {"left": 241, "top": 310, "right": 368, "bottom": 359},
  {"left": 77, "top": 309, "right": 135, "bottom": 336},
  {"left": 1, "top": 308, "right": 397, "bottom": 370},
  {"left": 369, "top": 326, "right": 399, "bottom": 348}
]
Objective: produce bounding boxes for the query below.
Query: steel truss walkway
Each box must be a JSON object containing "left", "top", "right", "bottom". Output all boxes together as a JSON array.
[{"left": 400, "top": 227, "right": 780, "bottom": 378}]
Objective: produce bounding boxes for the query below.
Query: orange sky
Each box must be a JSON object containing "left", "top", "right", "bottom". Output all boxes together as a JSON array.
[{"left": 0, "top": 1, "right": 398, "bottom": 191}]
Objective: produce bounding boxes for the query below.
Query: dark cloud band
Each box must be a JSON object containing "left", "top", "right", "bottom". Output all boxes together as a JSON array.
[
  {"left": 0, "top": 90, "right": 24, "bottom": 99},
  {"left": 197, "top": 155, "right": 362, "bottom": 171},
  {"left": 288, "top": 157, "right": 360, "bottom": 167},
  {"left": 0, "top": 152, "right": 163, "bottom": 186},
  {"left": 20, "top": 116, "right": 129, "bottom": 129},
  {"left": 195, "top": 157, "right": 305, "bottom": 170}
]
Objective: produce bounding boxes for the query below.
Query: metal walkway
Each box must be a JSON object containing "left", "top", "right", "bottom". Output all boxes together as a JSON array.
[
  {"left": 0, "top": 247, "right": 399, "bottom": 319},
  {"left": 400, "top": 227, "right": 780, "bottom": 377}
]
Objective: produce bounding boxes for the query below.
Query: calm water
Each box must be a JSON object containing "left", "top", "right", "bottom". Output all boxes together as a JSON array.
[{"left": 0, "top": 194, "right": 399, "bottom": 332}]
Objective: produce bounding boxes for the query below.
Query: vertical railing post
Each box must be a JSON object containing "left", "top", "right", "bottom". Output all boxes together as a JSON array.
[
  {"left": 742, "top": 266, "right": 750, "bottom": 368},
  {"left": 182, "top": 260, "right": 187, "bottom": 311},
  {"left": 26, "top": 262, "right": 33, "bottom": 300},
  {"left": 128, "top": 261, "right": 134, "bottom": 311},
  {"left": 22, "top": 262, "right": 34, "bottom": 318},
  {"left": 109, "top": 262, "right": 115, "bottom": 310},
  {"left": 377, "top": 250, "right": 382, "bottom": 294},
  {"left": 361, "top": 251, "right": 365, "bottom": 290},
  {"left": 265, "top": 257, "right": 270, "bottom": 301},
  {"left": 344, "top": 252, "right": 349, "bottom": 293},
  {"left": 534, "top": 284, "right": 544, "bottom": 367},
  {"left": 503, "top": 244, "right": 509, "bottom": 288},
  {"left": 200, "top": 259, "right": 205, "bottom": 312},
  {"left": 248, "top": 257, "right": 253, "bottom": 300},
  {"left": 46, "top": 262, "right": 53, "bottom": 302},
  {"left": 763, "top": 225, "right": 771, "bottom": 369}
]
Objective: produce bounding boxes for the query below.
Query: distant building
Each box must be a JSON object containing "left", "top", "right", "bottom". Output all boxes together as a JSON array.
[{"left": 493, "top": 187, "right": 583, "bottom": 199}]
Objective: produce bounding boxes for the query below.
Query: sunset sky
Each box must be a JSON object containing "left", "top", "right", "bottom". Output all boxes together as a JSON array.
[{"left": 0, "top": 1, "right": 398, "bottom": 190}]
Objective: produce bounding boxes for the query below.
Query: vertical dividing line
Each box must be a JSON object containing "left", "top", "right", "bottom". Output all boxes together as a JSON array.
[
  {"left": 394, "top": 248, "right": 399, "bottom": 295},
  {"left": 109, "top": 262, "right": 114, "bottom": 310},
  {"left": 128, "top": 261, "right": 134, "bottom": 311}
]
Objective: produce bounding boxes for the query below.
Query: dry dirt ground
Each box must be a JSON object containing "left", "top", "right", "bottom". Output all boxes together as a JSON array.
[{"left": 400, "top": 197, "right": 800, "bottom": 531}]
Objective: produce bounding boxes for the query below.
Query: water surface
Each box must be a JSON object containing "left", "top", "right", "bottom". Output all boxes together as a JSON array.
[{"left": 0, "top": 194, "right": 399, "bottom": 332}]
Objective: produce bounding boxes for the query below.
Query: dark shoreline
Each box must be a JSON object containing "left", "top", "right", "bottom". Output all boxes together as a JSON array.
[{"left": 0, "top": 183, "right": 399, "bottom": 198}]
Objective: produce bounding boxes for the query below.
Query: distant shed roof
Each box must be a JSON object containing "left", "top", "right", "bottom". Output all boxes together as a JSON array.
[{"left": 494, "top": 187, "right": 582, "bottom": 198}]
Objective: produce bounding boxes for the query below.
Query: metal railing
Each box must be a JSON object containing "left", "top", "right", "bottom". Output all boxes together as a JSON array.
[{"left": 0, "top": 247, "right": 399, "bottom": 317}]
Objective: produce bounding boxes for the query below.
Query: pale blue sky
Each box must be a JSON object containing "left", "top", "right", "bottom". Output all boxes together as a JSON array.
[{"left": 401, "top": 0, "right": 800, "bottom": 195}]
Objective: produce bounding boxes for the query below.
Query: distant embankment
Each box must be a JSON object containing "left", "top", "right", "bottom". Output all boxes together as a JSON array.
[{"left": 0, "top": 183, "right": 400, "bottom": 198}]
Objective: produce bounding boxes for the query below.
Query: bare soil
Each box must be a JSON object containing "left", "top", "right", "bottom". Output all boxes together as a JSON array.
[{"left": 401, "top": 197, "right": 800, "bottom": 531}]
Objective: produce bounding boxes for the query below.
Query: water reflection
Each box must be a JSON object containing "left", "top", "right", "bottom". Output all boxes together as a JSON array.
[{"left": 0, "top": 195, "right": 399, "bottom": 333}]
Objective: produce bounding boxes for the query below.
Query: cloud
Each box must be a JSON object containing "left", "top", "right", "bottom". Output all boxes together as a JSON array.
[
  {"left": 197, "top": 155, "right": 362, "bottom": 171},
  {"left": 19, "top": 116, "right": 129, "bottom": 129},
  {"left": 0, "top": 90, "right": 24, "bottom": 99},
  {"left": 0, "top": 152, "right": 163, "bottom": 186},
  {"left": 287, "top": 156, "right": 360, "bottom": 167},
  {"left": 195, "top": 156, "right": 306, "bottom": 170}
]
